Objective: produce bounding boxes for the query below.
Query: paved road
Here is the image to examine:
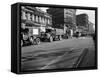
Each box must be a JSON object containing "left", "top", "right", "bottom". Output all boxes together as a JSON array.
[{"left": 21, "top": 37, "right": 95, "bottom": 71}]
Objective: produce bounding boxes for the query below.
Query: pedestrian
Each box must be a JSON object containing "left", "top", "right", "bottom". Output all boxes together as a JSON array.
[{"left": 70, "top": 29, "right": 73, "bottom": 38}]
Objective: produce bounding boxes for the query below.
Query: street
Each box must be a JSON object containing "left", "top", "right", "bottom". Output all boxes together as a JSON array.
[{"left": 21, "top": 37, "right": 95, "bottom": 71}]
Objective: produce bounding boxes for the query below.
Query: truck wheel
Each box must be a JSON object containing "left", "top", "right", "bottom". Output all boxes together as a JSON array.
[
  {"left": 49, "top": 36, "right": 53, "bottom": 42},
  {"left": 59, "top": 35, "right": 62, "bottom": 40},
  {"left": 36, "top": 38, "right": 40, "bottom": 45}
]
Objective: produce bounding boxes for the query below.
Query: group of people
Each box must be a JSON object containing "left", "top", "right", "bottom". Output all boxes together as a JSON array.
[{"left": 66, "top": 29, "right": 73, "bottom": 38}]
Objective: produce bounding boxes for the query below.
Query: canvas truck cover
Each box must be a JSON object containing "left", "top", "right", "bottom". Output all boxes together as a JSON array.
[{"left": 55, "top": 28, "right": 64, "bottom": 35}]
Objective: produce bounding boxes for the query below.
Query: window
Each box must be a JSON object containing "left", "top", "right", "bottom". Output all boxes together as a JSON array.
[
  {"left": 42, "top": 17, "right": 44, "bottom": 23},
  {"left": 39, "top": 16, "right": 41, "bottom": 23},
  {"left": 22, "top": 11, "right": 26, "bottom": 20},
  {"left": 32, "top": 14, "right": 34, "bottom": 21},
  {"left": 45, "top": 18, "right": 47, "bottom": 24},
  {"left": 48, "top": 19, "right": 50, "bottom": 24},
  {"left": 36, "top": 15, "right": 38, "bottom": 22},
  {"left": 41, "top": 17, "right": 43, "bottom": 23},
  {"left": 27, "top": 13, "right": 31, "bottom": 20}
]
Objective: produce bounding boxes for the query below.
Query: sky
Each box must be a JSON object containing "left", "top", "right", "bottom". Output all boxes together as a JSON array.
[
  {"left": 38, "top": 7, "right": 48, "bottom": 12},
  {"left": 39, "top": 7, "right": 95, "bottom": 24}
]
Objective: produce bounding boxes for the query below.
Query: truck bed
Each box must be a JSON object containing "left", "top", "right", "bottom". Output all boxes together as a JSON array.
[{"left": 55, "top": 29, "right": 64, "bottom": 35}]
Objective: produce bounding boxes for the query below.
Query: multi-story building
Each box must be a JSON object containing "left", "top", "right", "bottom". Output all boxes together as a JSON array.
[
  {"left": 47, "top": 8, "right": 76, "bottom": 33},
  {"left": 21, "top": 6, "right": 52, "bottom": 34},
  {"left": 76, "top": 13, "right": 89, "bottom": 27},
  {"left": 76, "top": 13, "right": 89, "bottom": 32},
  {"left": 88, "top": 21, "right": 95, "bottom": 33}
]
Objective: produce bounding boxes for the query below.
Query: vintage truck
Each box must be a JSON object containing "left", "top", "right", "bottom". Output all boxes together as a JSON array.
[
  {"left": 21, "top": 28, "right": 41, "bottom": 46},
  {"left": 40, "top": 28, "right": 64, "bottom": 42}
]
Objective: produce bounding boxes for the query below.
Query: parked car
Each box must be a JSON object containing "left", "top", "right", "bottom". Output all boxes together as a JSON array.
[
  {"left": 81, "top": 32, "right": 87, "bottom": 36},
  {"left": 73, "top": 31, "right": 81, "bottom": 38}
]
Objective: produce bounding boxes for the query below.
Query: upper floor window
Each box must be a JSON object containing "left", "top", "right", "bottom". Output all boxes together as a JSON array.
[
  {"left": 47, "top": 19, "right": 50, "bottom": 24},
  {"left": 44, "top": 18, "right": 46, "bottom": 24},
  {"left": 32, "top": 14, "right": 34, "bottom": 21},
  {"left": 39, "top": 16, "right": 41, "bottom": 23},
  {"left": 21, "top": 11, "right": 26, "bottom": 20},
  {"left": 41, "top": 17, "right": 43, "bottom": 23},
  {"left": 42, "top": 17, "right": 44, "bottom": 24},
  {"left": 27, "top": 13, "right": 31, "bottom": 20},
  {"left": 36, "top": 15, "right": 38, "bottom": 22}
]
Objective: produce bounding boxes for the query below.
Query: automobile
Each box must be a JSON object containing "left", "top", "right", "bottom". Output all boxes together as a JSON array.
[
  {"left": 81, "top": 32, "right": 87, "bottom": 36},
  {"left": 73, "top": 31, "right": 81, "bottom": 38},
  {"left": 21, "top": 28, "right": 41, "bottom": 46}
]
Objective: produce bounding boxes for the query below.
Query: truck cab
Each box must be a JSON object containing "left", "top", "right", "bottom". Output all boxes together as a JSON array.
[{"left": 21, "top": 28, "right": 41, "bottom": 46}]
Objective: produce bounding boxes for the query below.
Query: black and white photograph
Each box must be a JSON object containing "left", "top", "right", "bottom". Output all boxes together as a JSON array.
[
  {"left": 20, "top": 5, "right": 97, "bottom": 72},
  {"left": 11, "top": 3, "right": 97, "bottom": 74}
]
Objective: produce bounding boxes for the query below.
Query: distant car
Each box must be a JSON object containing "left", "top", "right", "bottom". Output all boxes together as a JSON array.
[
  {"left": 81, "top": 32, "right": 87, "bottom": 36},
  {"left": 74, "top": 31, "right": 81, "bottom": 38}
]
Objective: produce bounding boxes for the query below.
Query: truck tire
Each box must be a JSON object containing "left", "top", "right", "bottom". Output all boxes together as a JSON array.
[
  {"left": 49, "top": 36, "right": 53, "bottom": 42},
  {"left": 36, "top": 38, "right": 40, "bottom": 45}
]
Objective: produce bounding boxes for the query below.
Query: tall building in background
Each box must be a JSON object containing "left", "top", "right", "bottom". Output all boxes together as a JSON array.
[
  {"left": 88, "top": 21, "right": 95, "bottom": 33},
  {"left": 76, "top": 13, "right": 89, "bottom": 27},
  {"left": 76, "top": 13, "right": 95, "bottom": 34},
  {"left": 47, "top": 8, "right": 76, "bottom": 33},
  {"left": 21, "top": 6, "right": 52, "bottom": 33}
]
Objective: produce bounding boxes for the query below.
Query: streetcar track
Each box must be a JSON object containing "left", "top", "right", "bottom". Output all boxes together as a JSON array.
[
  {"left": 21, "top": 48, "right": 89, "bottom": 70},
  {"left": 21, "top": 48, "right": 81, "bottom": 62},
  {"left": 73, "top": 48, "right": 88, "bottom": 68},
  {"left": 40, "top": 48, "right": 84, "bottom": 70}
]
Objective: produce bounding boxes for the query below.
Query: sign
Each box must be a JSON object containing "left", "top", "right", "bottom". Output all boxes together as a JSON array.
[
  {"left": 40, "top": 26, "right": 45, "bottom": 32},
  {"left": 33, "top": 28, "right": 39, "bottom": 35}
]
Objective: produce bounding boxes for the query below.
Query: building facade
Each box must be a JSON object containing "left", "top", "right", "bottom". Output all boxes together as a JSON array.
[
  {"left": 76, "top": 13, "right": 89, "bottom": 27},
  {"left": 47, "top": 8, "right": 76, "bottom": 33},
  {"left": 21, "top": 6, "right": 52, "bottom": 34},
  {"left": 88, "top": 21, "right": 95, "bottom": 33},
  {"left": 76, "top": 14, "right": 89, "bottom": 32}
]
